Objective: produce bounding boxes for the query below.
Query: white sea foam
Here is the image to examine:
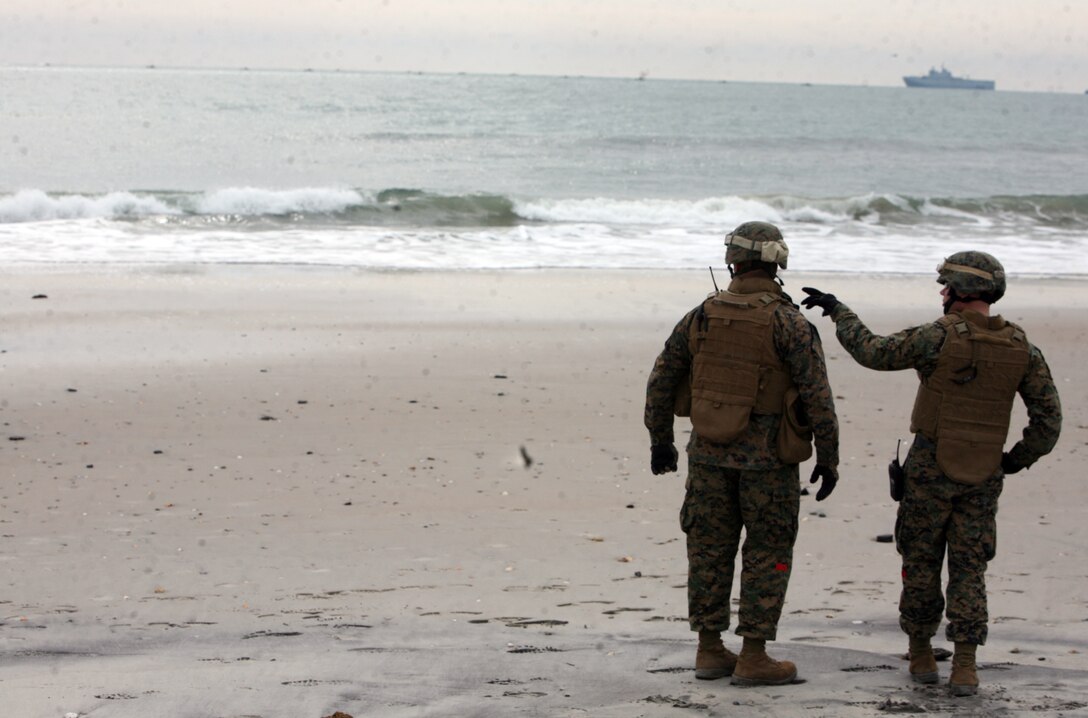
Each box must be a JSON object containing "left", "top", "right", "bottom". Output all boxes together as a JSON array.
[
  {"left": 0, "top": 188, "right": 371, "bottom": 223},
  {"left": 0, "top": 189, "right": 179, "bottom": 223},
  {"left": 515, "top": 196, "right": 785, "bottom": 226},
  {"left": 194, "top": 187, "right": 367, "bottom": 216},
  {"left": 514, "top": 195, "right": 913, "bottom": 228},
  {"left": 1, "top": 218, "right": 1085, "bottom": 275}
]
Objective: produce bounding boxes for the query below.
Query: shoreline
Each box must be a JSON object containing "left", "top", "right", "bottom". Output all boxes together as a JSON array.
[{"left": 3, "top": 262, "right": 1088, "bottom": 277}]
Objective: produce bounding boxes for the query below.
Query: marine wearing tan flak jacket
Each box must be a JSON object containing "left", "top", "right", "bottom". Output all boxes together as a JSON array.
[
  {"left": 801, "top": 251, "right": 1062, "bottom": 697},
  {"left": 645, "top": 221, "right": 840, "bottom": 686}
]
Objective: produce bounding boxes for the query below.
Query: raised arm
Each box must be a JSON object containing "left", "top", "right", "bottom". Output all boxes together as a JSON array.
[{"left": 829, "top": 304, "right": 943, "bottom": 374}]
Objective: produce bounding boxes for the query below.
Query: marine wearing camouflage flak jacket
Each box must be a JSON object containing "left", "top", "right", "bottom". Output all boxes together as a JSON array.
[
  {"left": 644, "top": 221, "right": 840, "bottom": 686},
  {"left": 801, "top": 250, "right": 1061, "bottom": 697}
]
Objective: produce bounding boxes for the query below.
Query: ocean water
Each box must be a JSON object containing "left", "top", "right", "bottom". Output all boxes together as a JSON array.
[{"left": 2, "top": 66, "right": 1087, "bottom": 274}]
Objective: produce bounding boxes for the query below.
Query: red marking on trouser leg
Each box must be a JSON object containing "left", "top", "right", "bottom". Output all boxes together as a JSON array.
[{"left": 775, "top": 562, "right": 789, "bottom": 572}]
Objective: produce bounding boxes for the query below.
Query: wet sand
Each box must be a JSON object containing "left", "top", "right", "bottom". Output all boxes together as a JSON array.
[{"left": 1, "top": 267, "right": 1086, "bottom": 717}]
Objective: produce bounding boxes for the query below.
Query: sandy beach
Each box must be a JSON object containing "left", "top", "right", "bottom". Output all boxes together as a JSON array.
[{"left": 1, "top": 267, "right": 1085, "bottom": 718}]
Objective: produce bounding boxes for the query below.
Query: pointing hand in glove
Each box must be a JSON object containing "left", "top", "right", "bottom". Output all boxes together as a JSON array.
[{"left": 800, "top": 287, "right": 841, "bottom": 317}]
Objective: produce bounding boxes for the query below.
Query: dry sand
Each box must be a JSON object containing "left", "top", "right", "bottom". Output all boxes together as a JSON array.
[{"left": 1, "top": 267, "right": 1085, "bottom": 718}]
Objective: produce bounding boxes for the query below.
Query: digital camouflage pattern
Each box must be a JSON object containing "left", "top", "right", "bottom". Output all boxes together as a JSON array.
[
  {"left": 682, "top": 462, "right": 800, "bottom": 639},
  {"left": 828, "top": 302, "right": 1061, "bottom": 645},
  {"left": 645, "top": 277, "right": 839, "bottom": 469},
  {"left": 896, "top": 435, "right": 1001, "bottom": 644},
  {"left": 645, "top": 273, "right": 839, "bottom": 638}
]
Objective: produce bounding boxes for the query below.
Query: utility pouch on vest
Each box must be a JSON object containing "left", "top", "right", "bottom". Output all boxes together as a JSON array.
[
  {"left": 776, "top": 387, "right": 813, "bottom": 464},
  {"left": 888, "top": 439, "right": 904, "bottom": 501},
  {"left": 689, "top": 355, "right": 757, "bottom": 443},
  {"left": 935, "top": 395, "right": 1007, "bottom": 484}
]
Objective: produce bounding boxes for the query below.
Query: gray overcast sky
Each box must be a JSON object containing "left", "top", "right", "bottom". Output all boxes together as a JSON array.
[{"left": 2, "top": 0, "right": 1085, "bottom": 93}]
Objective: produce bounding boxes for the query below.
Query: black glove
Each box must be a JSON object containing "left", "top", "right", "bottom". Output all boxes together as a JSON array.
[
  {"left": 1001, "top": 452, "right": 1024, "bottom": 475},
  {"left": 651, "top": 444, "right": 679, "bottom": 475},
  {"left": 800, "top": 287, "right": 841, "bottom": 317},
  {"left": 809, "top": 464, "right": 838, "bottom": 501}
]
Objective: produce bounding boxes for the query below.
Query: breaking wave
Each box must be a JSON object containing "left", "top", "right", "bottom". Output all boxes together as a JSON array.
[
  {"left": 1, "top": 187, "right": 1085, "bottom": 273},
  {"left": 0, "top": 187, "right": 519, "bottom": 227},
  {"left": 2, "top": 187, "right": 1086, "bottom": 231}
]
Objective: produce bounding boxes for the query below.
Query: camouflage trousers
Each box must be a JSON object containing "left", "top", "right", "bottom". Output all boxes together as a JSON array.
[
  {"left": 896, "top": 436, "right": 1003, "bottom": 645},
  {"left": 680, "top": 461, "right": 800, "bottom": 640}
]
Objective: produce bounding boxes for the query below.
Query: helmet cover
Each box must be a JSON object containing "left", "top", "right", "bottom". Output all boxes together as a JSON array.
[
  {"left": 725, "top": 221, "right": 789, "bottom": 269},
  {"left": 936, "top": 250, "right": 1006, "bottom": 302}
]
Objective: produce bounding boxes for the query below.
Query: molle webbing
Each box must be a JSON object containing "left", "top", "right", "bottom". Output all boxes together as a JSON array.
[
  {"left": 686, "top": 291, "right": 791, "bottom": 443},
  {"left": 910, "top": 314, "right": 1030, "bottom": 483}
]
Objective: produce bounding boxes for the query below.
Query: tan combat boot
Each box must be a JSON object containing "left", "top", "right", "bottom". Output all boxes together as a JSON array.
[
  {"left": 695, "top": 629, "right": 738, "bottom": 680},
  {"left": 730, "top": 637, "right": 797, "bottom": 686},
  {"left": 949, "top": 642, "right": 979, "bottom": 696},
  {"left": 908, "top": 635, "right": 939, "bottom": 684}
]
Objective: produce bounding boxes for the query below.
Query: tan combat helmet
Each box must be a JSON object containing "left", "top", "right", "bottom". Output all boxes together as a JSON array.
[
  {"left": 725, "top": 221, "right": 789, "bottom": 269},
  {"left": 937, "top": 250, "right": 1006, "bottom": 303}
]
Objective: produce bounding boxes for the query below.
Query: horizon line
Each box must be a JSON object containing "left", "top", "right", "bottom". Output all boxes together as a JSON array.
[{"left": 4, "top": 62, "right": 1081, "bottom": 95}]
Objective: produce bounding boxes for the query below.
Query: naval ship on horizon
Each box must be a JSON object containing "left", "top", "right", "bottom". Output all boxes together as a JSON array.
[{"left": 903, "top": 67, "right": 995, "bottom": 90}]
